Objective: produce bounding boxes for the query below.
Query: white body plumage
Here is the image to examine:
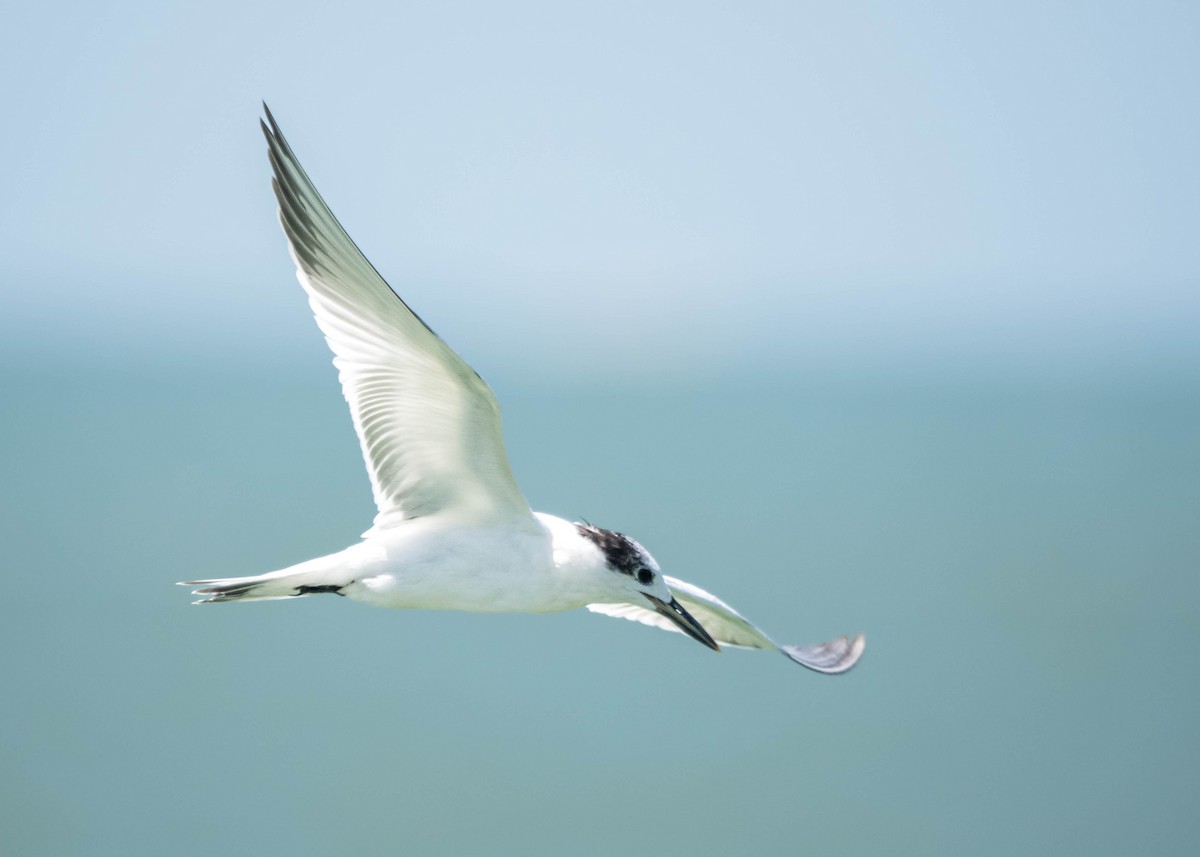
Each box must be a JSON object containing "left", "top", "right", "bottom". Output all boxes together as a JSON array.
[{"left": 277, "top": 513, "right": 620, "bottom": 615}]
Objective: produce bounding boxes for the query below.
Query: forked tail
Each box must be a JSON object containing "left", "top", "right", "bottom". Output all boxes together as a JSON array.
[{"left": 179, "top": 555, "right": 353, "bottom": 604}]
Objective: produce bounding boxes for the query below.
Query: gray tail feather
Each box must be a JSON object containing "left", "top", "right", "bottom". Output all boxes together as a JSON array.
[
  {"left": 179, "top": 578, "right": 282, "bottom": 604},
  {"left": 179, "top": 557, "right": 351, "bottom": 604},
  {"left": 178, "top": 576, "right": 306, "bottom": 604}
]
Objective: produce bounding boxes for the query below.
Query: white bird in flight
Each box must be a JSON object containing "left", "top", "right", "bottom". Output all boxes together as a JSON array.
[{"left": 181, "top": 106, "right": 866, "bottom": 675}]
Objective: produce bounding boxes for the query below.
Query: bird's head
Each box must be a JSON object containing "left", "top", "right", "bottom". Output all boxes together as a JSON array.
[{"left": 574, "top": 523, "right": 719, "bottom": 651}]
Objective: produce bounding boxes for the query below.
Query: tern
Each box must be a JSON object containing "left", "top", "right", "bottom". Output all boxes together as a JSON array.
[{"left": 181, "top": 106, "right": 866, "bottom": 675}]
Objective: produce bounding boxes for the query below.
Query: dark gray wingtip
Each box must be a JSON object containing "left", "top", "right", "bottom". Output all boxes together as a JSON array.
[
  {"left": 262, "top": 101, "right": 280, "bottom": 134},
  {"left": 780, "top": 633, "right": 866, "bottom": 674}
]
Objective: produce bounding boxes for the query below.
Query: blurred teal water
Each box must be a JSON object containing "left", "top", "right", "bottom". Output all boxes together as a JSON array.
[{"left": 2, "top": 364, "right": 1197, "bottom": 855}]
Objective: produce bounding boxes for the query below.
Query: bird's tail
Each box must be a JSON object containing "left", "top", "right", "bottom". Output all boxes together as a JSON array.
[{"left": 179, "top": 554, "right": 353, "bottom": 604}]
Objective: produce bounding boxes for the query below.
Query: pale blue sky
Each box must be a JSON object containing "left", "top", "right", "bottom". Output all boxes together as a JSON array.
[{"left": 3, "top": 0, "right": 1196, "bottom": 383}]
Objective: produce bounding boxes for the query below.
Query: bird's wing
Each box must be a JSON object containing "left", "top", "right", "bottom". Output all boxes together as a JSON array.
[
  {"left": 587, "top": 575, "right": 865, "bottom": 674},
  {"left": 261, "top": 106, "right": 536, "bottom": 535}
]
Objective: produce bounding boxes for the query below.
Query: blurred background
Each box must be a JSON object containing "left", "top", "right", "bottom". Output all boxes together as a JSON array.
[{"left": 2, "top": 1, "right": 1197, "bottom": 854}]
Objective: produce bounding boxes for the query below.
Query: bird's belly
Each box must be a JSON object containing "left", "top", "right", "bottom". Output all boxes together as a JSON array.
[{"left": 339, "top": 521, "right": 581, "bottom": 614}]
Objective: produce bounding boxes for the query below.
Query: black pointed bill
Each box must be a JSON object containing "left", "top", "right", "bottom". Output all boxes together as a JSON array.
[{"left": 644, "top": 594, "right": 720, "bottom": 651}]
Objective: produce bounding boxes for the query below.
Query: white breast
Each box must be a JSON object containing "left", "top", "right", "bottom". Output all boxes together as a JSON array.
[{"left": 341, "top": 513, "right": 611, "bottom": 613}]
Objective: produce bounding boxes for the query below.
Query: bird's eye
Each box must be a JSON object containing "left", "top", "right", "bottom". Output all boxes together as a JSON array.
[{"left": 636, "top": 568, "right": 654, "bottom": 586}]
